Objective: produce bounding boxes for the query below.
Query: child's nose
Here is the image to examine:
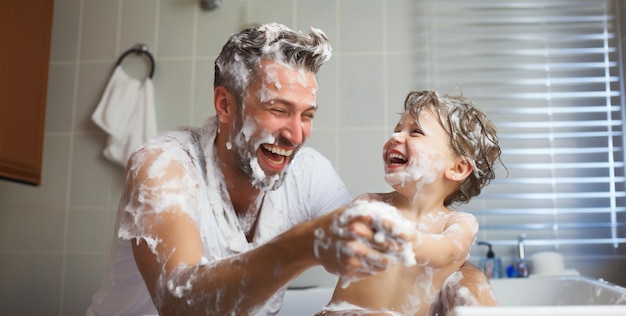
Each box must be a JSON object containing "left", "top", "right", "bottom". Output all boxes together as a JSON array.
[{"left": 390, "top": 132, "right": 405, "bottom": 144}]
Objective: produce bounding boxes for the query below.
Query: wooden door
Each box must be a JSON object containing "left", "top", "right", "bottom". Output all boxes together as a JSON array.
[{"left": 0, "top": 1, "right": 54, "bottom": 185}]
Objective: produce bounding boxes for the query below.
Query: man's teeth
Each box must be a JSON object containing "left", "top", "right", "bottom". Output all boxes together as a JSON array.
[{"left": 262, "top": 144, "right": 293, "bottom": 157}]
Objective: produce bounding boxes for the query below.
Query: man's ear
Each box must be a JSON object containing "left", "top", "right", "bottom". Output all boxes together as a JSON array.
[
  {"left": 214, "top": 86, "right": 236, "bottom": 123},
  {"left": 446, "top": 158, "right": 473, "bottom": 182}
]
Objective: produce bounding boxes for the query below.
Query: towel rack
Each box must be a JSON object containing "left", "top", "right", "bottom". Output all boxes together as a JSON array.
[{"left": 115, "top": 43, "right": 156, "bottom": 79}]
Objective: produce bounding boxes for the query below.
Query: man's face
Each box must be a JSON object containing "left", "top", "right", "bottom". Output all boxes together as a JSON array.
[{"left": 229, "top": 59, "right": 318, "bottom": 190}]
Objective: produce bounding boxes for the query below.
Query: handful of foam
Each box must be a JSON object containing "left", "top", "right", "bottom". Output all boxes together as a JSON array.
[{"left": 339, "top": 200, "right": 417, "bottom": 267}]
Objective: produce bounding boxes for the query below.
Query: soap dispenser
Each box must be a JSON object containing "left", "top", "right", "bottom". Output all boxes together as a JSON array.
[{"left": 477, "top": 241, "right": 501, "bottom": 279}]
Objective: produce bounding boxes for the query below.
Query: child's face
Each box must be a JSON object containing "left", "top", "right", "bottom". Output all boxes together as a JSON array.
[{"left": 382, "top": 108, "right": 456, "bottom": 195}]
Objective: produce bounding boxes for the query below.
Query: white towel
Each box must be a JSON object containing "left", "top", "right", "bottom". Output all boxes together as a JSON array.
[{"left": 92, "top": 66, "right": 157, "bottom": 167}]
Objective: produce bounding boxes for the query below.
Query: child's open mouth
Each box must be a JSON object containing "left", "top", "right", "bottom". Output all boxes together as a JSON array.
[{"left": 387, "top": 151, "right": 408, "bottom": 166}]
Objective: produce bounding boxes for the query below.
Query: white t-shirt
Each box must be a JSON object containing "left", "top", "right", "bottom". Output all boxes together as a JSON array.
[{"left": 87, "top": 117, "right": 352, "bottom": 316}]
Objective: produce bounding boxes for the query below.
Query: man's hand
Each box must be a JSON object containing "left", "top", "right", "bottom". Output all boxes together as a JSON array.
[{"left": 311, "top": 201, "right": 416, "bottom": 285}]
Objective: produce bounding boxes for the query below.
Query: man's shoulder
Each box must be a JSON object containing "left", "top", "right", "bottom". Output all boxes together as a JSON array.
[
  {"left": 141, "top": 126, "right": 206, "bottom": 153},
  {"left": 129, "top": 127, "right": 206, "bottom": 169}
]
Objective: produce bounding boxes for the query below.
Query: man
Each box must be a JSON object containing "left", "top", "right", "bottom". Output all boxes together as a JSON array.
[{"left": 88, "top": 23, "right": 496, "bottom": 316}]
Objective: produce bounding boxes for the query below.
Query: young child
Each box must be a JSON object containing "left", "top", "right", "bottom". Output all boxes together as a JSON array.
[{"left": 316, "top": 90, "right": 502, "bottom": 316}]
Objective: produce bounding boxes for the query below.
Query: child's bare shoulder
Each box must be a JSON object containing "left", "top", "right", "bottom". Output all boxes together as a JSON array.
[
  {"left": 445, "top": 210, "right": 478, "bottom": 232},
  {"left": 447, "top": 210, "right": 476, "bottom": 221}
]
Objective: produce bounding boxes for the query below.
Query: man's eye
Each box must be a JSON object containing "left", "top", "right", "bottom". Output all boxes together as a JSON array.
[
  {"left": 303, "top": 112, "right": 315, "bottom": 120},
  {"left": 271, "top": 108, "right": 288, "bottom": 115}
]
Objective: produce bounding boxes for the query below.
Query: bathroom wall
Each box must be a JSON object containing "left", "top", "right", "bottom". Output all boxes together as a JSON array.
[{"left": 0, "top": 0, "right": 625, "bottom": 315}]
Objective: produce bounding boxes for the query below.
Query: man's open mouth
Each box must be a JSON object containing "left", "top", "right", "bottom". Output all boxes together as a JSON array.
[{"left": 261, "top": 144, "right": 294, "bottom": 167}]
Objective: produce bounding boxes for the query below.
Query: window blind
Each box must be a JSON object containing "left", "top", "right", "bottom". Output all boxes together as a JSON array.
[{"left": 411, "top": 0, "right": 625, "bottom": 258}]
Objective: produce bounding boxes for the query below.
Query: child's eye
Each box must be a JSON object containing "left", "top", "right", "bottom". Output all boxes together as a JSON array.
[{"left": 411, "top": 129, "right": 424, "bottom": 135}]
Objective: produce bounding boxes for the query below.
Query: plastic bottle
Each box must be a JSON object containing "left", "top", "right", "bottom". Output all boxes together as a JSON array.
[{"left": 477, "top": 241, "right": 501, "bottom": 279}]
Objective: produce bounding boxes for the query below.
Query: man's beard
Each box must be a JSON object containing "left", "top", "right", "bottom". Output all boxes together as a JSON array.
[
  {"left": 235, "top": 143, "right": 289, "bottom": 191},
  {"left": 229, "top": 116, "right": 291, "bottom": 191}
]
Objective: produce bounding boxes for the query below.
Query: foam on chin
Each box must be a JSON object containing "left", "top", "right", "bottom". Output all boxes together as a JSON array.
[
  {"left": 230, "top": 114, "right": 283, "bottom": 190},
  {"left": 384, "top": 148, "right": 445, "bottom": 201}
]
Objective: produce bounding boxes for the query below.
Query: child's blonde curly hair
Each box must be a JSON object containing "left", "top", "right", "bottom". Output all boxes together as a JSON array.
[{"left": 403, "top": 90, "right": 504, "bottom": 206}]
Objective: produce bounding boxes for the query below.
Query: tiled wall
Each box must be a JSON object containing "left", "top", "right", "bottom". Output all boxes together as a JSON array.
[{"left": 0, "top": 0, "right": 624, "bottom": 315}]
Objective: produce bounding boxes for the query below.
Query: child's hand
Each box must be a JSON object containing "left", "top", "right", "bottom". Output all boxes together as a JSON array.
[
  {"left": 312, "top": 208, "right": 398, "bottom": 281},
  {"left": 340, "top": 200, "right": 417, "bottom": 266},
  {"left": 312, "top": 200, "right": 417, "bottom": 288}
]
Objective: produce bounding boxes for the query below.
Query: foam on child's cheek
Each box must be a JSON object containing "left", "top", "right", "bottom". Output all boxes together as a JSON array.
[{"left": 385, "top": 146, "right": 445, "bottom": 199}]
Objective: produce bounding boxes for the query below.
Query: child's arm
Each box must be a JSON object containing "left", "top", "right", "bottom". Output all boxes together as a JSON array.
[{"left": 411, "top": 212, "right": 478, "bottom": 268}]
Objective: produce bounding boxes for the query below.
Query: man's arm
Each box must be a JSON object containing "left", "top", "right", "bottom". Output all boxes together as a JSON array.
[
  {"left": 126, "top": 149, "right": 398, "bottom": 315},
  {"left": 132, "top": 208, "right": 400, "bottom": 315},
  {"left": 125, "top": 148, "right": 315, "bottom": 315},
  {"left": 132, "top": 213, "right": 319, "bottom": 315},
  {"left": 438, "top": 261, "right": 499, "bottom": 315}
]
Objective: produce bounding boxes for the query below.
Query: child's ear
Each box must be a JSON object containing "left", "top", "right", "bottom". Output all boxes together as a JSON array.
[
  {"left": 214, "top": 86, "right": 236, "bottom": 123},
  {"left": 446, "top": 158, "right": 473, "bottom": 182}
]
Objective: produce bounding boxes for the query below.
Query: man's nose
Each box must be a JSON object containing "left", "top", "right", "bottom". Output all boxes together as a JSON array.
[{"left": 282, "top": 116, "right": 305, "bottom": 145}]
